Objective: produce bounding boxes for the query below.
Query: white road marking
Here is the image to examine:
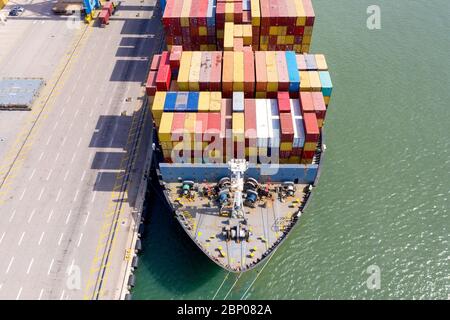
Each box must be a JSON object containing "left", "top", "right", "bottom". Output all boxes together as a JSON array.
[
  {"left": 89, "top": 109, "right": 94, "bottom": 117},
  {"left": 60, "top": 290, "right": 65, "bottom": 300},
  {"left": 38, "top": 232, "right": 45, "bottom": 245},
  {"left": 26, "top": 258, "right": 34, "bottom": 274},
  {"left": 73, "top": 189, "right": 79, "bottom": 202},
  {"left": 65, "top": 95, "right": 71, "bottom": 104},
  {"left": 46, "top": 135, "right": 52, "bottom": 145},
  {"left": 27, "top": 209, "right": 36, "bottom": 223},
  {"left": 64, "top": 170, "right": 70, "bottom": 181},
  {"left": 46, "top": 169, "right": 53, "bottom": 181},
  {"left": 77, "top": 233, "right": 83, "bottom": 247},
  {"left": 38, "top": 289, "right": 44, "bottom": 300},
  {"left": 38, "top": 187, "right": 45, "bottom": 200},
  {"left": 60, "top": 108, "right": 65, "bottom": 117},
  {"left": 55, "top": 152, "right": 60, "bottom": 162},
  {"left": 6, "top": 257, "right": 14, "bottom": 274},
  {"left": 18, "top": 232, "right": 25, "bottom": 246},
  {"left": 0, "top": 232, "right": 5, "bottom": 244},
  {"left": 65, "top": 210, "right": 72, "bottom": 224},
  {"left": 80, "top": 170, "right": 86, "bottom": 181},
  {"left": 58, "top": 233, "right": 64, "bottom": 246},
  {"left": 77, "top": 137, "right": 82, "bottom": 147},
  {"left": 48, "top": 258, "right": 54, "bottom": 275},
  {"left": 91, "top": 191, "right": 97, "bottom": 203},
  {"left": 75, "top": 108, "right": 80, "bottom": 117},
  {"left": 68, "top": 122, "right": 73, "bottom": 130},
  {"left": 71, "top": 152, "right": 77, "bottom": 164},
  {"left": 55, "top": 188, "right": 62, "bottom": 202},
  {"left": 9, "top": 210, "right": 16, "bottom": 222},
  {"left": 28, "top": 168, "right": 36, "bottom": 180},
  {"left": 61, "top": 136, "right": 67, "bottom": 146},
  {"left": 84, "top": 211, "right": 90, "bottom": 225},
  {"left": 83, "top": 122, "right": 89, "bottom": 131},
  {"left": 19, "top": 188, "right": 27, "bottom": 200},
  {"left": 16, "top": 287, "right": 22, "bottom": 300},
  {"left": 53, "top": 121, "right": 59, "bottom": 131},
  {"left": 39, "top": 152, "right": 45, "bottom": 161},
  {"left": 47, "top": 209, "right": 54, "bottom": 223}
]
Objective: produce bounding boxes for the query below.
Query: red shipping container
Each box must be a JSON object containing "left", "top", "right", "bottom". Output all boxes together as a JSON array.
[
  {"left": 303, "top": 112, "right": 320, "bottom": 142},
  {"left": 156, "top": 64, "right": 171, "bottom": 91},
  {"left": 311, "top": 92, "right": 327, "bottom": 119},
  {"left": 244, "top": 99, "right": 257, "bottom": 147},
  {"left": 169, "top": 50, "right": 182, "bottom": 70},
  {"left": 280, "top": 113, "right": 294, "bottom": 142},
  {"left": 160, "top": 51, "right": 170, "bottom": 66},
  {"left": 277, "top": 92, "right": 290, "bottom": 113},
  {"left": 222, "top": 52, "right": 234, "bottom": 97},
  {"left": 210, "top": 52, "right": 222, "bottom": 91},
  {"left": 171, "top": 113, "right": 186, "bottom": 142},
  {"left": 243, "top": 51, "right": 255, "bottom": 98},
  {"left": 145, "top": 71, "right": 157, "bottom": 96},
  {"left": 302, "top": 150, "right": 315, "bottom": 159},
  {"left": 195, "top": 113, "right": 209, "bottom": 141},
  {"left": 300, "top": 92, "right": 315, "bottom": 113}
]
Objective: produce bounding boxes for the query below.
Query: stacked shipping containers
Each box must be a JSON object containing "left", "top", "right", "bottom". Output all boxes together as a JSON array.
[{"left": 152, "top": 0, "right": 332, "bottom": 165}]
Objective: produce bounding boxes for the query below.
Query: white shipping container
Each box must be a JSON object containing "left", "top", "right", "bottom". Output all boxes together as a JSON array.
[
  {"left": 256, "top": 99, "right": 269, "bottom": 148},
  {"left": 290, "top": 98, "right": 301, "bottom": 117},
  {"left": 271, "top": 116, "right": 281, "bottom": 148},
  {"left": 293, "top": 116, "right": 305, "bottom": 148}
]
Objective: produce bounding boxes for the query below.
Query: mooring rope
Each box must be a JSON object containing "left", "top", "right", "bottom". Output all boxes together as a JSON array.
[
  {"left": 212, "top": 272, "right": 231, "bottom": 300},
  {"left": 223, "top": 273, "right": 243, "bottom": 300}
]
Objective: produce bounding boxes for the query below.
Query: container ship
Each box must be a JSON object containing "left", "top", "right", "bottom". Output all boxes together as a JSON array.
[{"left": 146, "top": 0, "right": 333, "bottom": 272}]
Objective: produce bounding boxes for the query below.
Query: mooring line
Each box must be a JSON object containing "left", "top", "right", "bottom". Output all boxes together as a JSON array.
[
  {"left": 223, "top": 273, "right": 242, "bottom": 300},
  {"left": 240, "top": 244, "right": 281, "bottom": 300},
  {"left": 212, "top": 272, "right": 231, "bottom": 300}
]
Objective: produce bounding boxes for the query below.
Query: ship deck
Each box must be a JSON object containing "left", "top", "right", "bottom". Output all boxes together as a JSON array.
[{"left": 164, "top": 182, "right": 309, "bottom": 272}]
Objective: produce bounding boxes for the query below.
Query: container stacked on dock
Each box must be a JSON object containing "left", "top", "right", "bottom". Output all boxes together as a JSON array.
[{"left": 151, "top": 0, "right": 332, "bottom": 165}]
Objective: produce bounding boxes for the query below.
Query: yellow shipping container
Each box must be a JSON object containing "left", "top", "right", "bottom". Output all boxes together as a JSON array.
[
  {"left": 304, "top": 26, "right": 313, "bottom": 36},
  {"left": 277, "top": 36, "right": 286, "bottom": 45},
  {"left": 224, "top": 22, "right": 234, "bottom": 51},
  {"left": 255, "top": 92, "right": 267, "bottom": 98},
  {"left": 294, "top": 0, "right": 306, "bottom": 26},
  {"left": 317, "top": 119, "right": 324, "bottom": 128},
  {"left": 199, "top": 26, "right": 207, "bottom": 36},
  {"left": 184, "top": 113, "right": 197, "bottom": 145},
  {"left": 324, "top": 96, "right": 331, "bottom": 105},
  {"left": 158, "top": 113, "right": 174, "bottom": 142},
  {"left": 178, "top": 52, "right": 192, "bottom": 91},
  {"left": 302, "top": 44, "right": 310, "bottom": 52},
  {"left": 162, "top": 149, "right": 172, "bottom": 159},
  {"left": 266, "top": 52, "right": 278, "bottom": 92},
  {"left": 299, "top": 71, "right": 311, "bottom": 91},
  {"left": 278, "top": 26, "right": 287, "bottom": 36},
  {"left": 160, "top": 141, "right": 173, "bottom": 149},
  {"left": 151, "top": 91, "right": 166, "bottom": 122},
  {"left": 198, "top": 92, "right": 210, "bottom": 112},
  {"left": 301, "top": 159, "right": 313, "bottom": 165},
  {"left": 210, "top": 92, "right": 222, "bottom": 111},
  {"left": 242, "top": 25, "right": 253, "bottom": 45},
  {"left": 303, "top": 142, "right": 318, "bottom": 151},
  {"left": 189, "top": 52, "right": 202, "bottom": 91},
  {"left": 180, "top": 0, "right": 192, "bottom": 27},
  {"left": 269, "top": 26, "right": 278, "bottom": 36},
  {"left": 286, "top": 35, "right": 294, "bottom": 45},
  {"left": 251, "top": 0, "right": 260, "bottom": 26},
  {"left": 233, "top": 51, "right": 244, "bottom": 91},
  {"left": 0, "top": 0, "right": 7, "bottom": 9},
  {"left": 303, "top": 35, "right": 312, "bottom": 44},
  {"left": 288, "top": 156, "right": 301, "bottom": 164},
  {"left": 315, "top": 54, "right": 328, "bottom": 71},
  {"left": 280, "top": 142, "right": 293, "bottom": 152},
  {"left": 232, "top": 113, "right": 245, "bottom": 142},
  {"left": 308, "top": 71, "right": 322, "bottom": 92},
  {"left": 200, "top": 44, "right": 209, "bottom": 51},
  {"left": 234, "top": 24, "right": 243, "bottom": 38},
  {"left": 225, "top": 2, "right": 234, "bottom": 22}
]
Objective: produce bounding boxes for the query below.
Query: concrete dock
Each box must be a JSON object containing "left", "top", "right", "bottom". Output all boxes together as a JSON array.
[{"left": 0, "top": 0, "right": 160, "bottom": 299}]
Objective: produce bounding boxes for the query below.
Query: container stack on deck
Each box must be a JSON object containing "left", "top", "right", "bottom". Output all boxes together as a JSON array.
[{"left": 152, "top": 0, "right": 332, "bottom": 166}]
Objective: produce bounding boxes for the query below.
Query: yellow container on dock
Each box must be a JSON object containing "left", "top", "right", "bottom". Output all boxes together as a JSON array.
[
  {"left": 224, "top": 22, "right": 234, "bottom": 51},
  {"left": 299, "top": 71, "right": 311, "bottom": 91},
  {"left": 152, "top": 91, "right": 166, "bottom": 126},
  {"left": 294, "top": 0, "right": 306, "bottom": 26},
  {"left": 178, "top": 51, "right": 192, "bottom": 91},
  {"left": 288, "top": 156, "right": 301, "bottom": 164},
  {"left": 198, "top": 92, "right": 210, "bottom": 112},
  {"left": 234, "top": 24, "right": 243, "bottom": 38},
  {"left": 303, "top": 142, "right": 318, "bottom": 152},
  {"left": 232, "top": 113, "right": 245, "bottom": 143},
  {"left": 266, "top": 52, "right": 278, "bottom": 92},
  {"left": 233, "top": 51, "right": 244, "bottom": 91},
  {"left": 243, "top": 25, "right": 253, "bottom": 46},
  {"left": 189, "top": 52, "right": 202, "bottom": 91},
  {"left": 180, "top": 0, "right": 192, "bottom": 27},
  {"left": 280, "top": 142, "right": 293, "bottom": 152},
  {"left": 251, "top": 0, "right": 260, "bottom": 26},
  {"left": 308, "top": 71, "right": 322, "bottom": 92},
  {"left": 158, "top": 113, "right": 174, "bottom": 142},
  {"left": 184, "top": 113, "right": 197, "bottom": 146},
  {"left": 225, "top": 2, "right": 234, "bottom": 22},
  {"left": 315, "top": 54, "right": 328, "bottom": 71},
  {"left": 210, "top": 92, "right": 222, "bottom": 111}
]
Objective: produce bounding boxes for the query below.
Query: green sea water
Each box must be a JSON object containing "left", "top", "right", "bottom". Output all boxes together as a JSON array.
[{"left": 133, "top": 0, "right": 449, "bottom": 299}]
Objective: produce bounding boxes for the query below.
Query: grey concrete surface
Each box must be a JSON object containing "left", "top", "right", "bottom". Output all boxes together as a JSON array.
[{"left": 0, "top": 0, "right": 160, "bottom": 299}]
